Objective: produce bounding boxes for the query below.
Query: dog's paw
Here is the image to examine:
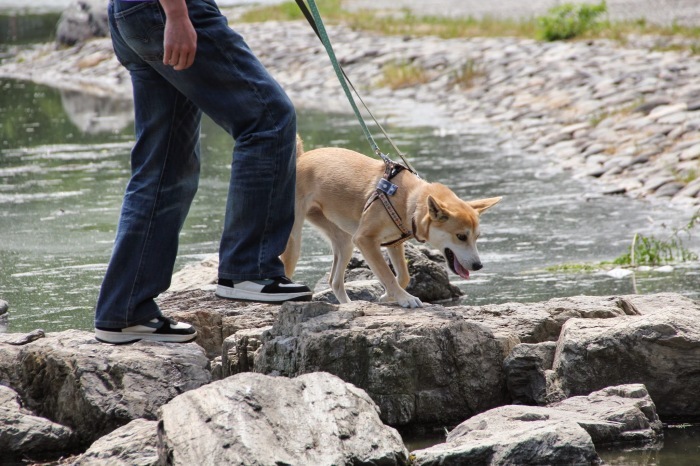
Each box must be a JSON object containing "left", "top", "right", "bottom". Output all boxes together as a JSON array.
[
  {"left": 380, "top": 292, "right": 423, "bottom": 308},
  {"left": 398, "top": 294, "right": 423, "bottom": 308}
]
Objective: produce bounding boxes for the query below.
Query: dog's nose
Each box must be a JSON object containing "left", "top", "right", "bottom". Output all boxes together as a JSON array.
[{"left": 472, "top": 262, "right": 483, "bottom": 271}]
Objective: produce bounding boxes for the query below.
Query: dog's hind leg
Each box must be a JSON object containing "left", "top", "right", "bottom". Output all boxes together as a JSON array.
[
  {"left": 281, "top": 212, "right": 305, "bottom": 278},
  {"left": 307, "top": 210, "right": 353, "bottom": 303},
  {"left": 329, "top": 234, "right": 354, "bottom": 303},
  {"left": 386, "top": 243, "right": 410, "bottom": 289}
]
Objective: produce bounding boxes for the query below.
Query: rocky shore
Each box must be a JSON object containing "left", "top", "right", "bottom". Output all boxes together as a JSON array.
[
  {"left": 1, "top": 6, "right": 700, "bottom": 207},
  {"left": 2, "top": 267, "right": 699, "bottom": 464}
]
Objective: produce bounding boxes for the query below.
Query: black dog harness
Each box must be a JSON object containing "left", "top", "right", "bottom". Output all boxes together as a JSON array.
[{"left": 363, "top": 161, "right": 425, "bottom": 247}]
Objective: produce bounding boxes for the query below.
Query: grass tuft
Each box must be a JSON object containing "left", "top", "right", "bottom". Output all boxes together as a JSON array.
[
  {"left": 613, "top": 211, "right": 700, "bottom": 266},
  {"left": 378, "top": 60, "right": 431, "bottom": 89},
  {"left": 236, "top": 1, "right": 700, "bottom": 53},
  {"left": 450, "top": 59, "right": 486, "bottom": 88},
  {"left": 536, "top": 1, "right": 608, "bottom": 41}
]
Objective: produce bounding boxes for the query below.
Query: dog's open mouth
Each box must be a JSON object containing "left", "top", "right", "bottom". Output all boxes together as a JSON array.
[{"left": 444, "top": 248, "right": 470, "bottom": 279}]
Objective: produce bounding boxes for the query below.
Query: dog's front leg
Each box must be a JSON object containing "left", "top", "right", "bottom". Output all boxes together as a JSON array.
[
  {"left": 353, "top": 236, "right": 423, "bottom": 308},
  {"left": 386, "top": 243, "right": 410, "bottom": 289}
]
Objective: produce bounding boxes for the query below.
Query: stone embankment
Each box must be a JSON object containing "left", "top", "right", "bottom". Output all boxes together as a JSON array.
[
  {"left": 1, "top": 7, "right": 699, "bottom": 206},
  {"left": 2, "top": 275, "right": 699, "bottom": 464}
]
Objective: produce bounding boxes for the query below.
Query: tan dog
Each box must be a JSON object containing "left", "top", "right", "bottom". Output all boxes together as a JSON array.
[{"left": 282, "top": 137, "right": 501, "bottom": 308}]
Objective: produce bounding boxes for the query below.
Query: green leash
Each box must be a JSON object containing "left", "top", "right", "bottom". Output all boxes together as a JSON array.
[{"left": 297, "top": 0, "right": 419, "bottom": 176}]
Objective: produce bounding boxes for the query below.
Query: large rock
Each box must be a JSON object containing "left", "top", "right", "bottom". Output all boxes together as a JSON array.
[
  {"left": 412, "top": 384, "right": 661, "bottom": 465},
  {"left": 550, "top": 384, "right": 663, "bottom": 445},
  {"left": 314, "top": 279, "right": 387, "bottom": 304},
  {"left": 56, "top": 0, "right": 110, "bottom": 46},
  {"left": 314, "top": 243, "right": 462, "bottom": 304},
  {"left": 504, "top": 341, "right": 558, "bottom": 405},
  {"left": 621, "top": 292, "right": 700, "bottom": 316},
  {"left": 412, "top": 406, "right": 600, "bottom": 466},
  {"left": 255, "top": 301, "right": 512, "bottom": 428},
  {"left": 552, "top": 305, "right": 700, "bottom": 420},
  {"left": 158, "top": 372, "right": 409, "bottom": 465},
  {"left": 452, "top": 295, "right": 641, "bottom": 343},
  {"left": 220, "top": 326, "right": 271, "bottom": 378},
  {"left": 0, "top": 330, "right": 210, "bottom": 445},
  {"left": 0, "top": 300, "right": 9, "bottom": 333},
  {"left": 159, "top": 288, "right": 280, "bottom": 359},
  {"left": 72, "top": 419, "right": 158, "bottom": 466},
  {"left": 0, "top": 385, "right": 76, "bottom": 460}
]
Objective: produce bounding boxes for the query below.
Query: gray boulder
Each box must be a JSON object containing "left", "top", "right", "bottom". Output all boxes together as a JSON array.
[
  {"left": 402, "top": 244, "right": 463, "bottom": 302},
  {"left": 412, "top": 406, "right": 600, "bottom": 466},
  {"left": 0, "top": 385, "right": 76, "bottom": 459},
  {"left": 453, "top": 295, "right": 641, "bottom": 343},
  {"left": 220, "top": 326, "right": 271, "bottom": 377},
  {"left": 504, "top": 341, "right": 558, "bottom": 405},
  {"left": 550, "top": 384, "right": 663, "bottom": 445},
  {"left": 622, "top": 292, "right": 700, "bottom": 316},
  {"left": 56, "top": 0, "right": 110, "bottom": 46},
  {"left": 313, "top": 279, "right": 386, "bottom": 304},
  {"left": 412, "top": 384, "right": 661, "bottom": 465},
  {"left": 255, "top": 301, "right": 512, "bottom": 428},
  {"left": 0, "top": 300, "right": 8, "bottom": 333},
  {"left": 314, "top": 243, "right": 462, "bottom": 304},
  {"left": 552, "top": 307, "right": 700, "bottom": 420},
  {"left": 158, "top": 372, "right": 409, "bottom": 465},
  {"left": 159, "top": 288, "right": 279, "bottom": 359},
  {"left": 0, "top": 330, "right": 210, "bottom": 445},
  {"left": 72, "top": 419, "right": 158, "bottom": 466}
]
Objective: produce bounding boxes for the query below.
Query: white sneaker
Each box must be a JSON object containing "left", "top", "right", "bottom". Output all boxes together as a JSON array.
[
  {"left": 95, "top": 316, "right": 197, "bottom": 344},
  {"left": 216, "top": 276, "right": 312, "bottom": 303}
]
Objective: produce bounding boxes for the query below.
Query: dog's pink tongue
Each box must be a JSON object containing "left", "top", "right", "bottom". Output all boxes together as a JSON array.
[{"left": 454, "top": 258, "right": 470, "bottom": 279}]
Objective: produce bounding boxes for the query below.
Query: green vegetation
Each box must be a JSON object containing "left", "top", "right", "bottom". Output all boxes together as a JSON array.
[
  {"left": 546, "top": 212, "right": 700, "bottom": 273},
  {"left": 676, "top": 166, "right": 699, "bottom": 184},
  {"left": 613, "top": 212, "right": 700, "bottom": 266},
  {"left": 239, "top": 0, "right": 311, "bottom": 22},
  {"left": 240, "top": 1, "right": 537, "bottom": 39},
  {"left": 378, "top": 60, "right": 431, "bottom": 90},
  {"left": 536, "top": 1, "right": 608, "bottom": 41},
  {"left": 451, "top": 59, "right": 486, "bottom": 89},
  {"left": 545, "top": 263, "right": 601, "bottom": 273},
  {"left": 236, "top": 0, "right": 700, "bottom": 47}
]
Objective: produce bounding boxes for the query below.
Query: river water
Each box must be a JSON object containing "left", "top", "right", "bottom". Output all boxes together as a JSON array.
[
  {"left": 2, "top": 75, "right": 698, "bottom": 333},
  {"left": 1, "top": 9, "right": 700, "bottom": 464}
]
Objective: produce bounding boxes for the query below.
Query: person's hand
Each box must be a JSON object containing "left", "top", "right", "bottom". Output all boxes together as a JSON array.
[{"left": 160, "top": 0, "right": 196, "bottom": 70}]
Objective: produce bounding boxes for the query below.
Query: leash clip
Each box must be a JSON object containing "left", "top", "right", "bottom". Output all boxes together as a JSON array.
[{"left": 377, "top": 178, "right": 398, "bottom": 196}]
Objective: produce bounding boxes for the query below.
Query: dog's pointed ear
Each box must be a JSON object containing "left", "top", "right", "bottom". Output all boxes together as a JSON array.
[
  {"left": 468, "top": 196, "right": 502, "bottom": 214},
  {"left": 427, "top": 195, "right": 450, "bottom": 222}
]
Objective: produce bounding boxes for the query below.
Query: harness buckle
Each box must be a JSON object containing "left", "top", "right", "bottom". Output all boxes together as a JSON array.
[{"left": 377, "top": 178, "right": 398, "bottom": 196}]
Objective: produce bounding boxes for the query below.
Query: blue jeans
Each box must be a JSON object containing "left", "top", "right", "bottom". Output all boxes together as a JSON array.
[{"left": 96, "top": 0, "right": 297, "bottom": 328}]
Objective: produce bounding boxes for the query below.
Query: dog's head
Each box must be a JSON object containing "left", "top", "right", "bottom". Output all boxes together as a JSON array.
[{"left": 416, "top": 186, "right": 501, "bottom": 279}]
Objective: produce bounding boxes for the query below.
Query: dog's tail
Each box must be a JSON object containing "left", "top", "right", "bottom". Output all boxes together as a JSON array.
[{"left": 295, "top": 134, "right": 304, "bottom": 158}]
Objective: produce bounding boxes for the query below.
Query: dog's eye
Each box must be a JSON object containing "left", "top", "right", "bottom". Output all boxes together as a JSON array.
[{"left": 456, "top": 233, "right": 468, "bottom": 242}]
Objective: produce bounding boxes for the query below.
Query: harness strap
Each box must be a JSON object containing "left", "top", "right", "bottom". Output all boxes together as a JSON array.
[
  {"left": 376, "top": 191, "right": 413, "bottom": 245},
  {"left": 363, "top": 162, "right": 425, "bottom": 247}
]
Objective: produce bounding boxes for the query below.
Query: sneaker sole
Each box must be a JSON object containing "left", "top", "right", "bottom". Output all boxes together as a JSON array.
[
  {"left": 215, "top": 285, "right": 312, "bottom": 304},
  {"left": 95, "top": 329, "right": 197, "bottom": 345}
]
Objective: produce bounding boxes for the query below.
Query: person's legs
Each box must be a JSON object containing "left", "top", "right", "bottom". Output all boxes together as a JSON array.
[
  {"left": 95, "top": 0, "right": 199, "bottom": 341},
  {"left": 131, "top": 0, "right": 310, "bottom": 301},
  {"left": 98, "top": 0, "right": 310, "bottom": 334},
  {"left": 156, "top": 0, "right": 299, "bottom": 280}
]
